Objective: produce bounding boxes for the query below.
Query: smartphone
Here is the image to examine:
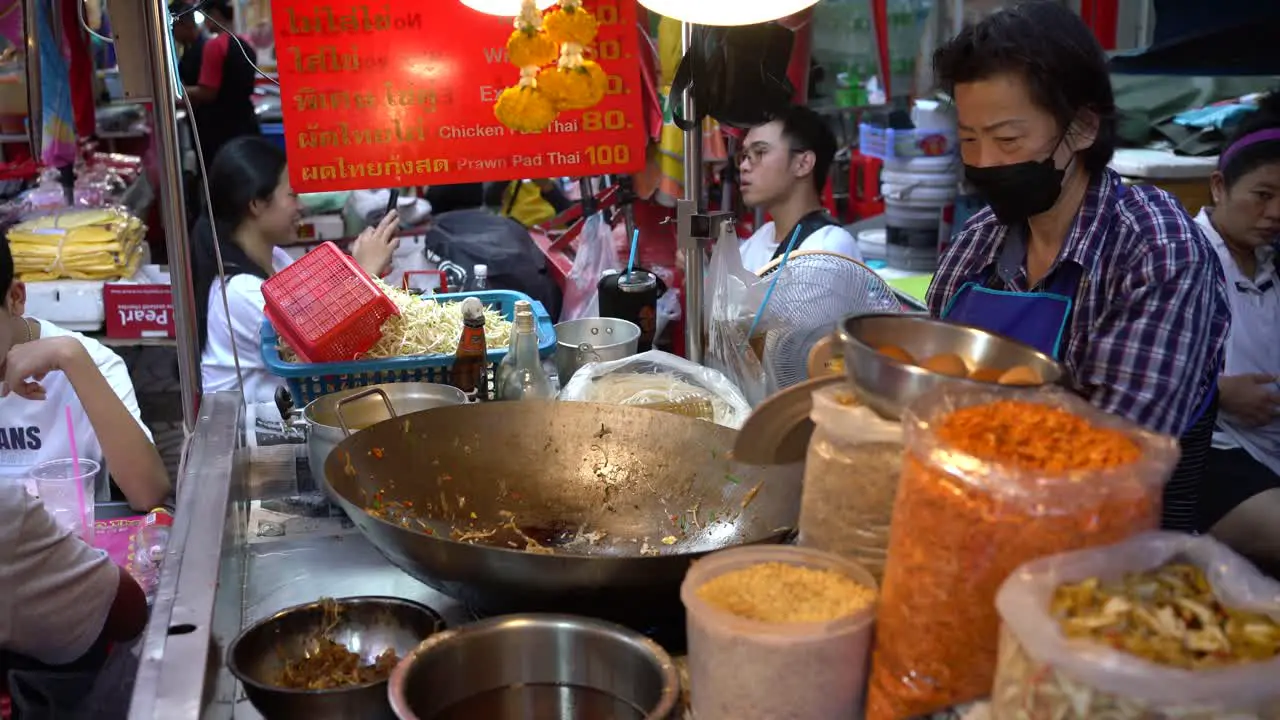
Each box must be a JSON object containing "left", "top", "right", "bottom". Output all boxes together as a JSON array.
[{"left": 371, "top": 188, "right": 400, "bottom": 226}]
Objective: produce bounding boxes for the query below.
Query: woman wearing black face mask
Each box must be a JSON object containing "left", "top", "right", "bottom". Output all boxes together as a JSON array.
[{"left": 926, "top": 0, "right": 1231, "bottom": 533}]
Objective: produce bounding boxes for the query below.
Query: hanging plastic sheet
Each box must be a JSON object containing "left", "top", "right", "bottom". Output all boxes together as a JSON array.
[
  {"left": 560, "top": 212, "right": 621, "bottom": 322},
  {"left": 703, "top": 221, "right": 771, "bottom": 405},
  {"left": 669, "top": 22, "right": 795, "bottom": 131},
  {"left": 35, "top": 0, "right": 76, "bottom": 167}
]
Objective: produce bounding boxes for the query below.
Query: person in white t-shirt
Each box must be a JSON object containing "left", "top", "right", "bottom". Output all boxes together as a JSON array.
[
  {"left": 737, "top": 105, "right": 863, "bottom": 273},
  {"left": 0, "top": 239, "right": 170, "bottom": 511},
  {"left": 0, "top": 480, "right": 148, "bottom": 714},
  {"left": 192, "top": 137, "right": 401, "bottom": 404}
]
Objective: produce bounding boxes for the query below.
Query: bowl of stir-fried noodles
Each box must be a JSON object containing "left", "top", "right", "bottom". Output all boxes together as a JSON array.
[{"left": 228, "top": 596, "right": 444, "bottom": 720}]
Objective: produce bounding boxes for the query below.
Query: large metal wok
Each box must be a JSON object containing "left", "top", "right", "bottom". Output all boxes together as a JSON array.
[{"left": 325, "top": 401, "right": 802, "bottom": 624}]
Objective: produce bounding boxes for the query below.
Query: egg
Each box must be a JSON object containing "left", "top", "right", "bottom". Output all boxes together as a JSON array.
[
  {"left": 920, "top": 353, "right": 970, "bottom": 378},
  {"left": 969, "top": 367, "right": 1005, "bottom": 383},
  {"left": 998, "top": 365, "right": 1043, "bottom": 386},
  {"left": 877, "top": 344, "right": 916, "bottom": 364}
]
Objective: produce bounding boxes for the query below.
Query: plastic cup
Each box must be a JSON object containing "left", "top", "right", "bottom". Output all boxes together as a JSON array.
[
  {"left": 681, "top": 545, "right": 879, "bottom": 720},
  {"left": 30, "top": 458, "right": 99, "bottom": 544}
]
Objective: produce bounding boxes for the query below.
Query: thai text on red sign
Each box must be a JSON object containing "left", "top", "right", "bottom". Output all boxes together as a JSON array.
[{"left": 271, "top": 0, "right": 648, "bottom": 192}]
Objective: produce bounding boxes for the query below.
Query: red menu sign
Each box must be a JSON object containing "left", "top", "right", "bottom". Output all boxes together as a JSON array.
[{"left": 271, "top": 0, "right": 647, "bottom": 193}]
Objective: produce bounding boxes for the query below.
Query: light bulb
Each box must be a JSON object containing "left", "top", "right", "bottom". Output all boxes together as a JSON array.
[
  {"left": 636, "top": 0, "right": 819, "bottom": 26},
  {"left": 459, "top": 0, "right": 558, "bottom": 16}
]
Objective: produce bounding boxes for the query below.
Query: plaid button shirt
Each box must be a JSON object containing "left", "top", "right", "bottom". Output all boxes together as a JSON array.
[{"left": 927, "top": 168, "right": 1231, "bottom": 436}]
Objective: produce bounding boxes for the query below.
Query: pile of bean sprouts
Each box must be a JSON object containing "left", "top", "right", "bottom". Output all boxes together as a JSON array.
[{"left": 278, "top": 281, "right": 513, "bottom": 362}]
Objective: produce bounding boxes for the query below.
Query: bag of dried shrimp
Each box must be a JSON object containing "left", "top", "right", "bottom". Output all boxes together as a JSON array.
[
  {"left": 991, "top": 532, "right": 1280, "bottom": 720},
  {"left": 865, "top": 388, "right": 1179, "bottom": 719}
]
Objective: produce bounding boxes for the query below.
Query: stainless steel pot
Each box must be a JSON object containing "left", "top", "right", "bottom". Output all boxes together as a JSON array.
[
  {"left": 299, "top": 384, "right": 468, "bottom": 495},
  {"left": 388, "top": 614, "right": 680, "bottom": 720},
  {"left": 554, "top": 317, "right": 641, "bottom": 384}
]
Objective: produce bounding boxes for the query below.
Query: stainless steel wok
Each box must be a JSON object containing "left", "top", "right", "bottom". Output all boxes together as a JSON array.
[{"left": 325, "top": 401, "right": 802, "bottom": 623}]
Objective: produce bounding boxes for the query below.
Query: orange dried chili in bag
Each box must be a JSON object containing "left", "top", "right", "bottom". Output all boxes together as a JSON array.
[{"left": 864, "top": 389, "right": 1178, "bottom": 720}]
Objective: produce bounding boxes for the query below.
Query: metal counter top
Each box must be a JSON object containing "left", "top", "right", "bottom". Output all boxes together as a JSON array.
[
  {"left": 127, "top": 393, "right": 704, "bottom": 719},
  {"left": 230, "top": 532, "right": 470, "bottom": 719},
  {"left": 125, "top": 393, "right": 1001, "bottom": 720},
  {"left": 127, "top": 392, "right": 469, "bottom": 720}
]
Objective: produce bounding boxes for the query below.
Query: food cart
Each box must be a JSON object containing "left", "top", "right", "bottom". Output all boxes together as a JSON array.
[
  {"left": 27, "top": 1, "right": 1271, "bottom": 719},
  {"left": 127, "top": 392, "right": 475, "bottom": 718},
  {"left": 125, "top": 0, "right": 749, "bottom": 716}
]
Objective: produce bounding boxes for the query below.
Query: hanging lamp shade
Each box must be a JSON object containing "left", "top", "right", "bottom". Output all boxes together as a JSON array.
[
  {"left": 459, "top": 0, "right": 557, "bottom": 16},
  {"left": 636, "top": 0, "right": 818, "bottom": 27}
]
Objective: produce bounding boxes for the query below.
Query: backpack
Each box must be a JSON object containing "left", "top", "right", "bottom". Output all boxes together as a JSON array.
[
  {"left": 770, "top": 210, "right": 841, "bottom": 262},
  {"left": 670, "top": 22, "right": 796, "bottom": 131},
  {"left": 422, "top": 210, "right": 563, "bottom": 319}
]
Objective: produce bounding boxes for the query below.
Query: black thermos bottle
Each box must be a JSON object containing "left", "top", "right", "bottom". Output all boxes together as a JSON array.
[{"left": 598, "top": 269, "right": 665, "bottom": 350}]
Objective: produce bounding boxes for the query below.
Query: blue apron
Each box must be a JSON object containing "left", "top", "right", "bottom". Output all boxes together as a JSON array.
[{"left": 940, "top": 187, "right": 1216, "bottom": 532}]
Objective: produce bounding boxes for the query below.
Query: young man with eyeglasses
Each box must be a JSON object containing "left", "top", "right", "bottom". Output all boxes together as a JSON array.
[{"left": 736, "top": 105, "right": 862, "bottom": 272}]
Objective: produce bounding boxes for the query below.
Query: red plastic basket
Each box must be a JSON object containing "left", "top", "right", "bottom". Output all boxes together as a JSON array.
[{"left": 262, "top": 241, "right": 399, "bottom": 363}]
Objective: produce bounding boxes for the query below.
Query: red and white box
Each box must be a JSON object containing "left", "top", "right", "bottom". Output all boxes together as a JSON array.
[{"left": 103, "top": 266, "right": 174, "bottom": 339}]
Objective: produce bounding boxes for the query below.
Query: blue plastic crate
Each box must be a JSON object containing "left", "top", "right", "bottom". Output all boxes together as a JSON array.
[{"left": 262, "top": 289, "right": 555, "bottom": 405}]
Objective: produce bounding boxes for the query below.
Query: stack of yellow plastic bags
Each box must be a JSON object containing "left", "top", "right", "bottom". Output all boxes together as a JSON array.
[{"left": 7, "top": 207, "right": 146, "bottom": 281}]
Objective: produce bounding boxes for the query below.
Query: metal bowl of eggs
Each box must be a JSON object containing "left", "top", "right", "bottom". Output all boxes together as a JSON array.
[{"left": 837, "top": 313, "right": 1065, "bottom": 420}]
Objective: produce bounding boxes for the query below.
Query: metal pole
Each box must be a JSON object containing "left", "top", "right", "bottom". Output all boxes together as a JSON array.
[
  {"left": 141, "top": 1, "right": 201, "bottom": 433},
  {"left": 679, "top": 20, "right": 705, "bottom": 364},
  {"left": 21, "top": 0, "right": 42, "bottom": 158},
  {"left": 1135, "top": 0, "right": 1155, "bottom": 49},
  {"left": 578, "top": 176, "right": 596, "bottom": 216}
]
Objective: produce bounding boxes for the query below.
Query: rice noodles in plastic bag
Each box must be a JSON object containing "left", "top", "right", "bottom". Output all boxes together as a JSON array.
[
  {"left": 992, "top": 532, "right": 1280, "bottom": 720},
  {"left": 558, "top": 350, "right": 752, "bottom": 428}
]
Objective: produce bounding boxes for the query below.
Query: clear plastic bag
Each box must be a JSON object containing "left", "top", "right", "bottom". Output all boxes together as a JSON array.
[
  {"left": 704, "top": 221, "right": 770, "bottom": 405},
  {"left": 557, "top": 350, "right": 752, "bottom": 428},
  {"left": 652, "top": 283, "right": 682, "bottom": 348},
  {"left": 865, "top": 387, "right": 1180, "bottom": 720},
  {"left": 560, "top": 212, "right": 621, "bottom": 322},
  {"left": 21, "top": 168, "right": 68, "bottom": 212},
  {"left": 798, "top": 384, "right": 903, "bottom": 584},
  {"left": 992, "top": 532, "right": 1280, "bottom": 720}
]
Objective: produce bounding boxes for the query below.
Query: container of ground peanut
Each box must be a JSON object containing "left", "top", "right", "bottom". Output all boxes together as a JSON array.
[
  {"left": 799, "top": 384, "right": 903, "bottom": 583},
  {"left": 682, "top": 545, "right": 878, "bottom": 719},
  {"left": 864, "top": 388, "right": 1179, "bottom": 720}
]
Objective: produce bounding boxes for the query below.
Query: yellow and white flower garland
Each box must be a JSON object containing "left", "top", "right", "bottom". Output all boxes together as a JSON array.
[{"left": 494, "top": 0, "right": 606, "bottom": 133}]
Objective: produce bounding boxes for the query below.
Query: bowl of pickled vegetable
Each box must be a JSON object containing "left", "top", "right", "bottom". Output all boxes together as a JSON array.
[
  {"left": 838, "top": 313, "right": 1065, "bottom": 419},
  {"left": 228, "top": 596, "right": 444, "bottom": 720}
]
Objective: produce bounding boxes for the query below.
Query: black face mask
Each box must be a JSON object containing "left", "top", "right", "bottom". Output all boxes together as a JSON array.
[{"left": 964, "top": 152, "right": 1067, "bottom": 226}]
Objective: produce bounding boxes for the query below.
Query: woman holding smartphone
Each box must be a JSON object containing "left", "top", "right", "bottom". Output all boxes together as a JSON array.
[{"left": 193, "top": 137, "right": 401, "bottom": 403}]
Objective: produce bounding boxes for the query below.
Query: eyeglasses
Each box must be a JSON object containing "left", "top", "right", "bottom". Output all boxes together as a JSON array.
[{"left": 736, "top": 144, "right": 808, "bottom": 167}]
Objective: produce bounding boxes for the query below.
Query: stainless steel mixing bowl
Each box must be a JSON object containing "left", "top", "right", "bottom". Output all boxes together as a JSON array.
[
  {"left": 838, "top": 313, "right": 1065, "bottom": 419},
  {"left": 227, "top": 596, "right": 444, "bottom": 720},
  {"left": 388, "top": 614, "right": 681, "bottom": 720}
]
